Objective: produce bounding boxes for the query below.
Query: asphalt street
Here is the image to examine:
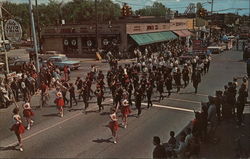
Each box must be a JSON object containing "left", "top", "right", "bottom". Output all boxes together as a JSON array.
[{"left": 0, "top": 48, "right": 248, "bottom": 158}]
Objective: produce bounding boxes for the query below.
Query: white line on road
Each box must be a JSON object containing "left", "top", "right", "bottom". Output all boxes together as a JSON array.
[
  {"left": 167, "top": 98, "right": 201, "bottom": 104},
  {"left": 141, "top": 102, "right": 195, "bottom": 113}
]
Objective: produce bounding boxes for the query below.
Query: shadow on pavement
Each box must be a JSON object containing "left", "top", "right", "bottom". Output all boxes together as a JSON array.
[
  {"left": 92, "top": 137, "right": 112, "bottom": 143},
  {"left": 42, "top": 113, "right": 59, "bottom": 117},
  {"left": 0, "top": 144, "right": 19, "bottom": 151}
]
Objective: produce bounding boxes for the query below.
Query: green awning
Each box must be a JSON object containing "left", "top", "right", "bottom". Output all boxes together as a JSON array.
[{"left": 130, "top": 31, "right": 177, "bottom": 46}]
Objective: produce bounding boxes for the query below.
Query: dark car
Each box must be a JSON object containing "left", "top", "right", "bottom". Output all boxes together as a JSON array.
[{"left": 9, "top": 60, "right": 29, "bottom": 73}]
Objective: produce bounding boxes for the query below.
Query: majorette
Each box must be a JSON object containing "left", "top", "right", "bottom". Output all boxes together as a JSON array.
[
  {"left": 10, "top": 107, "right": 25, "bottom": 152},
  {"left": 108, "top": 113, "right": 118, "bottom": 144},
  {"left": 121, "top": 99, "right": 131, "bottom": 128},
  {"left": 54, "top": 91, "right": 65, "bottom": 117},
  {"left": 22, "top": 102, "right": 34, "bottom": 130}
]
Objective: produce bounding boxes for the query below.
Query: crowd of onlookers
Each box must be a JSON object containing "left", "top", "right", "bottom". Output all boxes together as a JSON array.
[{"left": 153, "top": 76, "right": 248, "bottom": 159}]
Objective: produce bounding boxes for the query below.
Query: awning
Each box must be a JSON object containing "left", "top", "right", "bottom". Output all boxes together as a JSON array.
[
  {"left": 173, "top": 30, "right": 192, "bottom": 37},
  {"left": 130, "top": 31, "right": 177, "bottom": 46}
]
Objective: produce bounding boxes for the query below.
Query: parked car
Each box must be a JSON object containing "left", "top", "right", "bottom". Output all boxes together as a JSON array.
[
  {"left": 207, "top": 46, "right": 223, "bottom": 54},
  {"left": 9, "top": 60, "right": 29, "bottom": 73},
  {"left": 44, "top": 56, "right": 80, "bottom": 70},
  {"left": 38, "top": 51, "right": 66, "bottom": 61}
]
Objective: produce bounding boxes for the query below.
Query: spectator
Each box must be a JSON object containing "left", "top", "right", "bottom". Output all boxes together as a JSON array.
[
  {"left": 174, "top": 136, "right": 187, "bottom": 158},
  {"left": 152, "top": 136, "right": 167, "bottom": 159}
]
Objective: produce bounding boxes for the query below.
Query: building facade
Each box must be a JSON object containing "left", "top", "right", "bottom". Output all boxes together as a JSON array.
[{"left": 41, "top": 17, "right": 194, "bottom": 57}]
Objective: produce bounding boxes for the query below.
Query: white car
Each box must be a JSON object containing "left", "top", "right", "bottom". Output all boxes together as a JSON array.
[
  {"left": 207, "top": 46, "right": 223, "bottom": 54},
  {"left": 38, "top": 51, "right": 66, "bottom": 61}
]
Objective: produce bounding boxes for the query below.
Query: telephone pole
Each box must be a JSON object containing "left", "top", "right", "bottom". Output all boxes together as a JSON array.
[
  {"left": 29, "top": 0, "right": 40, "bottom": 72},
  {"left": 209, "top": 0, "right": 214, "bottom": 39},
  {"left": 95, "top": 0, "right": 99, "bottom": 52},
  {"left": 0, "top": 3, "right": 9, "bottom": 74}
]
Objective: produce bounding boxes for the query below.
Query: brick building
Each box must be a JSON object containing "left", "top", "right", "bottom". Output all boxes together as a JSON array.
[{"left": 41, "top": 17, "right": 194, "bottom": 57}]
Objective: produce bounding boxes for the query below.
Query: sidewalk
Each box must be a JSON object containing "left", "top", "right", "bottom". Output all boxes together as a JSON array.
[{"left": 199, "top": 112, "right": 250, "bottom": 159}]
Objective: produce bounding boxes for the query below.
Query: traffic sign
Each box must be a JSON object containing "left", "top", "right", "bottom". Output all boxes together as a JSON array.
[{"left": 4, "top": 19, "right": 22, "bottom": 42}]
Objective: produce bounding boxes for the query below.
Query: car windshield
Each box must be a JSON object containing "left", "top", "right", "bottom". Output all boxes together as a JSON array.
[{"left": 61, "top": 57, "right": 68, "bottom": 61}]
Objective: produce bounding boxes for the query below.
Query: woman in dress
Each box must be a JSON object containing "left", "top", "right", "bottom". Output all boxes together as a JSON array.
[
  {"left": 10, "top": 107, "right": 25, "bottom": 151},
  {"left": 22, "top": 102, "right": 34, "bottom": 130},
  {"left": 108, "top": 113, "right": 119, "bottom": 144},
  {"left": 54, "top": 92, "right": 65, "bottom": 117},
  {"left": 121, "top": 99, "right": 131, "bottom": 128}
]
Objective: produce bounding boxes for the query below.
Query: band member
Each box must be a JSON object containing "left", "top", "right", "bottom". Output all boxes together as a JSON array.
[
  {"left": 157, "top": 78, "right": 164, "bottom": 101},
  {"left": 182, "top": 64, "right": 190, "bottom": 88},
  {"left": 121, "top": 99, "right": 131, "bottom": 128},
  {"left": 54, "top": 92, "right": 65, "bottom": 117},
  {"left": 10, "top": 107, "right": 25, "bottom": 152},
  {"left": 146, "top": 82, "right": 153, "bottom": 108},
  {"left": 22, "top": 102, "right": 34, "bottom": 130},
  {"left": 69, "top": 83, "right": 78, "bottom": 108},
  {"left": 135, "top": 87, "right": 142, "bottom": 117},
  {"left": 165, "top": 74, "right": 173, "bottom": 97},
  {"left": 191, "top": 68, "right": 201, "bottom": 94},
  {"left": 80, "top": 84, "right": 89, "bottom": 114},
  {"left": 94, "top": 86, "right": 104, "bottom": 112},
  {"left": 108, "top": 113, "right": 119, "bottom": 144}
]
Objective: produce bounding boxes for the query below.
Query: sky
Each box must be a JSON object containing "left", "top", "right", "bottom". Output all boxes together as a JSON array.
[{"left": 1, "top": 0, "right": 250, "bottom": 15}]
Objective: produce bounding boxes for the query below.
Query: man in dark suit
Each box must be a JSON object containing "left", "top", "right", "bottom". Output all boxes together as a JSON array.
[{"left": 191, "top": 68, "right": 201, "bottom": 94}]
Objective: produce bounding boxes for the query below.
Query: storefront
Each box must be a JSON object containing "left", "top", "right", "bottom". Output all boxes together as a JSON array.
[{"left": 41, "top": 17, "right": 195, "bottom": 57}]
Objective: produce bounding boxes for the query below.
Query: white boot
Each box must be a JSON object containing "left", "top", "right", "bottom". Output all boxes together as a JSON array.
[{"left": 27, "top": 124, "right": 30, "bottom": 130}]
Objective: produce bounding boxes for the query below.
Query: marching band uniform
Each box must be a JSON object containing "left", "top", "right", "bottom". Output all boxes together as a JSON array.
[
  {"left": 108, "top": 113, "right": 119, "bottom": 143},
  {"left": 22, "top": 102, "right": 34, "bottom": 130},
  {"left": 121, "top": 99, "right": 131, "bottom": 128},
  {"left": 54, "top": 92, "right": 65, "bottom": 117},
  {"left": 10, "top": 108, "right": 25, "bottom": 151},
  {"left": 95, "top": 87, "right": 104, "bottom": 112}
]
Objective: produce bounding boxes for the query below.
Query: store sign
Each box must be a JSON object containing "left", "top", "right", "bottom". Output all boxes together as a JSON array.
[{"left": 4, "top": 19, "right": 22, "bottom": 42}]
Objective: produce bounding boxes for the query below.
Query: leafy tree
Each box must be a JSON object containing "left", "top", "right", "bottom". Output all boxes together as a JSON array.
[{"left": 135, "top": 2, "right": 169, "bottom": 17}]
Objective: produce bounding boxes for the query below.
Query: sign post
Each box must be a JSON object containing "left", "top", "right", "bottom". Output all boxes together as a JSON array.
[{"left": 0, "top": 3, "right": 9, "bottom": 73}]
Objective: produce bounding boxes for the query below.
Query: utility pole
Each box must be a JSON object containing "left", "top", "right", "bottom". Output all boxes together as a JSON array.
[
  {"left": 28, "top": 0, "right": 40, "bottom": 72},
  {"left": 209, "top": 0, "right": 214, "bottom": 39},
  {"left": 95, "top": 0, "right": 99, "bottom": 52},
  {"left": 0, "top": 3, "right": 9, "bottom": 74},
  {"left": 35, "top": 0, "right": 41, "bottom": 51}
]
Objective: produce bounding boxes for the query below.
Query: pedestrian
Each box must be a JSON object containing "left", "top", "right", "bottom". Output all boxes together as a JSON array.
[
  {"left": 10, "top": 107, "right": 25, "bottom": 152},
  {"left": 22, "top": 102, "right": 34, "bottom": 130},
  {"left": 63, "top": 65, "right": 70, "bottom": 81},
  {"left": 69, "top": 83, "right": 78, "bottom": 108},
  {"left": 108, "top": 113, "right": 119, "bottom": 144},
  {"left": 121, "top": 99, "right": 131, "bottom": 128},
  {"left": 94, "top": 86, "right": 104, "bottom": 112},
  {"left": 236, "top": 84, "right": 248, "bottom": 127},
  {"left": 54, "top": 92, "right": 65, "bottom": 117},
  {"left": 61, "top": 80, "right": 69, "bottom": 105},
  {"left": 152, "top": 136, "right": 167, "bottom": 159}
]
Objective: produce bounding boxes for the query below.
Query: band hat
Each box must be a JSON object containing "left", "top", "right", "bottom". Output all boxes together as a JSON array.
[
  {"left": 23, "top": 103, "right": 31, "bottom": 109},
  {"left": 110, "top": 113, "right": 118, "bottom": 121},
  {"left": 122, "top": 99, "right": 129, "bottom": 107},
  {"left": 56, "top": 92, "right": 62, "bottom": 97}
]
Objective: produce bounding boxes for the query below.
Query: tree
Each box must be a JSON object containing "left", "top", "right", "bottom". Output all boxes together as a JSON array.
[{"left": 135, "top": 2, "right": 169, "bottom": 17}]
